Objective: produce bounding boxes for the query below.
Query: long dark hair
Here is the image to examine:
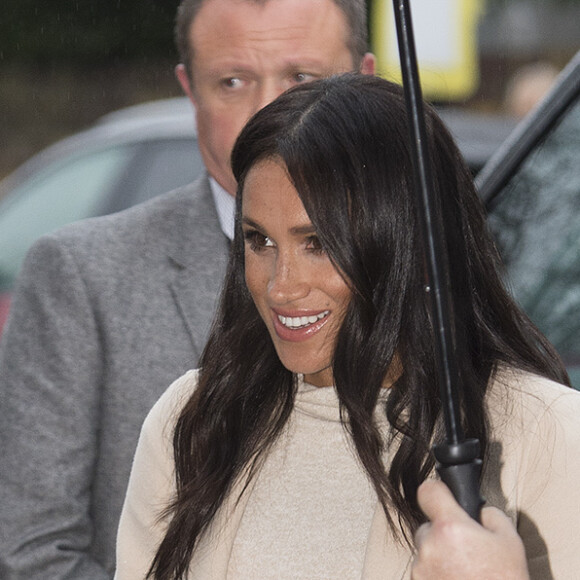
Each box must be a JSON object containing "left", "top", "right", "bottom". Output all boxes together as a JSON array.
[{"left": 150, "top": 74, "right": 569, "bottom": 579}]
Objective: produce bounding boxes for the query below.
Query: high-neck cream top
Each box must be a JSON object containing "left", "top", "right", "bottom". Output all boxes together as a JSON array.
[
  {"left": 228, "top": 380, "right": 385, "bottom": 578},
  {"left": 116, "top": 369, "right": 580, "bottom": 580}
]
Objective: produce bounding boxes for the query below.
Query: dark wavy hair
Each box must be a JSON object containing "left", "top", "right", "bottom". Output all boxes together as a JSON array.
[{"left": 149, "top": 74, "right": 569, "bottom": 579}]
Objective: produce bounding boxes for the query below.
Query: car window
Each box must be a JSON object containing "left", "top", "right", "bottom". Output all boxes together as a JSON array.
[
  {"left": 487, "top": 97, "right": 580, "bottom": 386},
  {"left": 134, "top": 138, "right": 204, "bottom": 204},
  {"left": 102, "top": 138, "right": 204, "bottom": 213},
  {"left": 0, "top": 145, "right": 134, "bottom": 291}
]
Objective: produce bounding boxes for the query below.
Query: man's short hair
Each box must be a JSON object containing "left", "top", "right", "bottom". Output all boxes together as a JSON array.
[{"left": 174, "top": 0, "right": 369, "bottom": 83}]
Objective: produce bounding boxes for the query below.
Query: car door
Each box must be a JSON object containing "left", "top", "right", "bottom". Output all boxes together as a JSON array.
[{"left": 478, "top": 51, "right": 580, "bottom": 388}]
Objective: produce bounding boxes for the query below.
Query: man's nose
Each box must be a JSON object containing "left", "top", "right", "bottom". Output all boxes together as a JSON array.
[
  {"left": 253, "top": 80, "right": 286, "bottom": 114},
  {"left": 267, "top": 255, "right": 310, "bottom": 304}
]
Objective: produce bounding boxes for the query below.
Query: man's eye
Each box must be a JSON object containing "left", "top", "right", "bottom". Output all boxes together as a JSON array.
[
  {"left": 293, "top": 72, "right": 314, "bottom": 84},
  {"left": 221, "top": 77, "right": 243, "bottom": 89},
  {"left": 244, "top": 230, "right": 274, "bottom": 251}
]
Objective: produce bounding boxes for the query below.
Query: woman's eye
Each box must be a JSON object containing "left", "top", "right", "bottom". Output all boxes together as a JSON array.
[
  {"left": 244, "top": 230, "right": 274, "bottom": 251},
  {"left": 305, "top": 235, "right": 324, "bottom": 254}
]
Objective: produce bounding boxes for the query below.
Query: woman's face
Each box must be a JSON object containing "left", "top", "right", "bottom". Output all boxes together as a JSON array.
[{"left": 242, "top": 157, "right": 351, "bottom": 387}]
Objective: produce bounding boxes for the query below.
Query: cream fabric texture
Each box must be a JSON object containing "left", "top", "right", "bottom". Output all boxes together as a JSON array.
[{"left": 116, "top": 369, "right": 580, "bottom": 579}]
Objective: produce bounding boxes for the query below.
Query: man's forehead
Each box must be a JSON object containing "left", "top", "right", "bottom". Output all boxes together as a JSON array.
[{"left": 189, "top": 0, "right": 348, "bottom": 47}]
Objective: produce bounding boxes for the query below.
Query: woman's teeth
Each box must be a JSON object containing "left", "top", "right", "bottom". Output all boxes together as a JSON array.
[{"left": 278, "top": 311, "right": 329, "bottom": 329}]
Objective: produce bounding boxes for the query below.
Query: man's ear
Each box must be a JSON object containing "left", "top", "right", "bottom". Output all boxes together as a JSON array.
[
  {"left": 360, "top": 52, "right": 376, "bottom": 76},
  {"left": 176, "top": 64, "right": 196, "bottom": 105}
]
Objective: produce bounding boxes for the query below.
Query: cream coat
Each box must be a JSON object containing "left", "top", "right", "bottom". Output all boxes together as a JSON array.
[{"left": 116, "top": 369, "right": 580, "bottom": 579}]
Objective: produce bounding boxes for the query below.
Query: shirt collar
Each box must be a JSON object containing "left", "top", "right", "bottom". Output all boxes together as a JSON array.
[{"left": 209, "top": 176, "right": 235, "bottom": 241}]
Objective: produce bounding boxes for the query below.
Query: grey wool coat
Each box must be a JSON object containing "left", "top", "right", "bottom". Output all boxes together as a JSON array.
[{"left": 0, "top": 176, "right": 229, "bottom": 579}]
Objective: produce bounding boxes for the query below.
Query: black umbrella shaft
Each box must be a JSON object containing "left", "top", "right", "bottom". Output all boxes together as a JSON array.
[{"left": 392, "top": 0, "right": 463, "bottom": 444}]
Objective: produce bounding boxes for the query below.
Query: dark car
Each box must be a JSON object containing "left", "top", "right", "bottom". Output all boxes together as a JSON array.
[{"left": 478, "top": 50, "right": 580, "bottom": 387}]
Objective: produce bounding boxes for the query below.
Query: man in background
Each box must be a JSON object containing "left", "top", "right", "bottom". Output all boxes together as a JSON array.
[{"left": 0, "top": 0, "right": 374, "bottom": 577}]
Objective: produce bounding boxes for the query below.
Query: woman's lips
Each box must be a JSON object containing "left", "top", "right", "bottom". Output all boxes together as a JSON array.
[{"left": 271, "top": 309, "right": 330, "bottom": 342}]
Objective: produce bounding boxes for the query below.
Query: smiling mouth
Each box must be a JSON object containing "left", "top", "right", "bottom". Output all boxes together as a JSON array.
[{"left": 277, "top": 310, "right": 329, "bottom": 329}]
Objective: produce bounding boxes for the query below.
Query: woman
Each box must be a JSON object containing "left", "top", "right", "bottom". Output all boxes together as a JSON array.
[{"left": 116, "top": 74, "right": 580, "bottom": 579}]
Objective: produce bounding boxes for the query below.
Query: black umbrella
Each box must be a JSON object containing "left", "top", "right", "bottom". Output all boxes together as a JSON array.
[{"left": 391, "top": 0, "right": 484, "bottom": 520}]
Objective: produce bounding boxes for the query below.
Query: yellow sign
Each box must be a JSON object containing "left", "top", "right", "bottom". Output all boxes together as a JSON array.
[{"left": 371, "top": 0, "right": 483, "bottom": 101}]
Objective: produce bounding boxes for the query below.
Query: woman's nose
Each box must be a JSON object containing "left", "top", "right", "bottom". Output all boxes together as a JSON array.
[{"left": 267, "top": 255, "right": 310, "bottom": 304}]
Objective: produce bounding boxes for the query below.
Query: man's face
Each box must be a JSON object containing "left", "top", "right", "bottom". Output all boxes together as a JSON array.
[{"left": 177, "top": 0, "right": 374, "bottom": 196}]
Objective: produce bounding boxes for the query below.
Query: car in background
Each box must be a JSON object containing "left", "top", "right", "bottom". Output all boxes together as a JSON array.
[
  {"left": 0, "top": 95, "right": 517, "bottom": 336},
  {"left": 0, "top": 98, "right": 204, "bottom": 332},
  {"left": 479, "top": 50, "right": 580, "bottom": 388}
]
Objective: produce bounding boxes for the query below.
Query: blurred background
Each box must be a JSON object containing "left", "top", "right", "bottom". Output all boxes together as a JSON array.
[
  {"left": 1, "top": 0, "right": 579, "bottom": 182},
  {"left": 1, "top": 0, "right": 579, "bottom": 381},
  {"left": 1, "top": 0, "right": 183, "bottom": 181}
]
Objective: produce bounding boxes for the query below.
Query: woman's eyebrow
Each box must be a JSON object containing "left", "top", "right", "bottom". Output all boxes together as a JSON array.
[
  {"left": 241, "top": 217, "right": 262, "bottom": 229},
  {"left": 290, "top": 224, "right": 317, "bottom": 236},
  {"left": 241, "top": 217, "right": 316, "bottom": 237}
]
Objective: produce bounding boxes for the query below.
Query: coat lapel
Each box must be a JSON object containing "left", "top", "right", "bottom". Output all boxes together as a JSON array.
[
  {"left": 166, "top": 176, "right": 231, "bottom": 360},
  {"left": 361, "top": 504, "right": 413, "bottom": 579},
  {"left": 188, "top": 472, "right": 257, "bottom": 579}
]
